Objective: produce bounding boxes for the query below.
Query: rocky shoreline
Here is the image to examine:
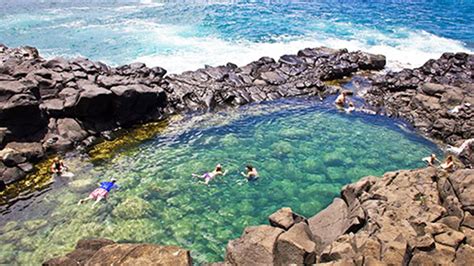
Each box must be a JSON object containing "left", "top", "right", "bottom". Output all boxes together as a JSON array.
[
  {"left": 0, "top": 44, "right": 385, "bottom": 194},
  {"left": 1, "top": 45, "right": 473, "bottom": 265}
]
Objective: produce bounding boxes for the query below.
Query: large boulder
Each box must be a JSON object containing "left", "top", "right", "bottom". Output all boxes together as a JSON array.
[
  {"left": 110, "top": 84, "right": 166, "bottom": 124},
  {"left": 0, "top": 93, "right": 46, "bottom": 139},
  {"left": 308, "top": 198, "right": 361, "bottom": 248},
  {"left": 225, "top": 225, "right": 284, "bottom": 265},
  {"left": 275, "top": 222, "right": 317, "bottom": 265},
  {"left": 448, "top": 169, "right": 474, "bottom": 212},
  {"left": 73, "top": 83, "right": 113, "bottom": 119}
]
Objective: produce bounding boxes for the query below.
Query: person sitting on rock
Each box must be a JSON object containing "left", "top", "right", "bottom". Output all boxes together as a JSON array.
[
  {"left": 50, "top": 157, "right": 67, "bottom": 175},
  {"left": 440, "top": 155, "right": 455, "bottom": 171},
  {"left": 192, "top": 164, "right": 227, "bottom": 185},
  {"left": 422, "top": 154, "right": 440, "bottom": 166},
  {"left": 241, "top": 165, "right": 259, "bottom": 181},
  {"left": 78, "top": 178, "right": 118, "bottom": 206},
  {"left": 335, "top": 91, "right": 349, "bottom": 107}
]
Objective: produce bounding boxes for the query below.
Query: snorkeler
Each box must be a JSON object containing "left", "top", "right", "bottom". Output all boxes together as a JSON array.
[
  {"left": 422, "top": 154, "right": 440, "bottom": 166},
  {"left": 440, "top": 155, "right": 455, "bottom": 172},
  {"left": 241, "top": 165, "right": 259, "bottom": 181},
  {"left": 78, "top": 178, "right": 118, "bottom": 206},
  {"left": 192, "top": 164, "right": 227, "bottom": 185},
  {"left": 50, "top": 157, "right": 67, "bottom": 175}
]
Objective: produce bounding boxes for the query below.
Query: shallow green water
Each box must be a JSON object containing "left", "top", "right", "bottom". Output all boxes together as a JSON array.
[{"left": 0, "top": 99, "right": 441, "bottom": 264}]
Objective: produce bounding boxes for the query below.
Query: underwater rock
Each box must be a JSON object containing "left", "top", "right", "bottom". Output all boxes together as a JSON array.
[
  {"left": 112, "top": 196, "right": 152, "bottom": 219},
  {"left": 23, "top": 219, "right": 48, "bottom": 231},
  {"left": 44, "top": 238, "right": 191, "bottom": 266}
]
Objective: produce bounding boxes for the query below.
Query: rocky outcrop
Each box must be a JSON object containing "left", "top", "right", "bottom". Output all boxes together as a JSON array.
[
  {"left": 220, "top": 167, "right": 474, "bottom": 265},
  {"left": 43, "top": 238, "right": 192, "bottom": 266},
  {"left": 365, "top": 52, "right": 473, "bottom": 149},
  {"left": 1, "top": 44, "right": 386, "bottom": 193}
]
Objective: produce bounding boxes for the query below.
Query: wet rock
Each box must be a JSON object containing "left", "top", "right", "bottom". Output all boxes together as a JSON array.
[
  {"left": 268, "top": 207, "right": 306, "bottom": 230},
  {"left": 225, "top": 225, "right": 284, "bottom": 265},
  {"left": 44, "top": 239, "right": 191, "bottom": 266},
  {"left": 87, "top": 243, "right": 192, "bottom": 266},
  {"left": 275, "top": 222, "right": 317, "bottom": 265}
]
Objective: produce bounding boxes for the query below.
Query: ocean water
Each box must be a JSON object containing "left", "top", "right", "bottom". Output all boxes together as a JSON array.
[
  {"left": 1, "top": 0, "right": 473, "bottom": 73},
  {"left": 0, "top": 99, "right": 441, "bottom": 264}
]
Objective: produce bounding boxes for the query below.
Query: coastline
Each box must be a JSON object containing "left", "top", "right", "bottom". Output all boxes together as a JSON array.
[{"left": 1, "top": 44, "right": 473, "bottom": 265}]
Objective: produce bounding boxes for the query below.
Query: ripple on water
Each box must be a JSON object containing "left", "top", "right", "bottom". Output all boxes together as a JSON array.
[{"left": 0, "top": 99, "right": 441, "bottom": 264}]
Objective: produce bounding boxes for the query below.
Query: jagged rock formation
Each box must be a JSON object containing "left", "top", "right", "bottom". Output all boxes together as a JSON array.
[
  {"left": 365, "top": 52, "right": 473, "bottom": 148},
  {"left": 0, "top": 44, "right": 385, "bottom": 188},
  {"left": 43, "top": 238, "right": 192, "bottom": 266},
  {"left": 220, "top": 167, "right": 474, "bottom": 265}
]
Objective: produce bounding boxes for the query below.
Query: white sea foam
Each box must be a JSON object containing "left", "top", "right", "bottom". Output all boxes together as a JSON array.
[{"left": 133, "top": 23, "right": 472, "bottom": 73}]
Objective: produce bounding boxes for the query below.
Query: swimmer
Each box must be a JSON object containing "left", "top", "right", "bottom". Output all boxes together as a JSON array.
[
  {"left": 440, "top": 155, "right": 455, "bottom": 172},
  {"left": 345, "top": 101, "right": 356, "bottom": 113},
  {"left": 241, "top": 165, "right": 259, "bottom": 181},
  {"left": 50, "top": 157, "right": 67, "bottom": 175},
  {"left": 78, "top": 178, "right": 118, "bottom": 206},
  {"left": 335, "top": 91, "right": 349, "bottom": 106},
  {"left": 192, "top": 164, "right": 227, "bottom": 185},
  {"left": 422, "top": 154, "right": 440, "bottom": 166}
]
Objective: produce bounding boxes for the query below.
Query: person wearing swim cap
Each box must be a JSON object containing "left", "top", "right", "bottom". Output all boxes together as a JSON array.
[
  {"left": 78, "top": 178, "right": 119, "bottom": 206},
  {"left": 192, "top": 164, "right": 227, "bottom": 185}
]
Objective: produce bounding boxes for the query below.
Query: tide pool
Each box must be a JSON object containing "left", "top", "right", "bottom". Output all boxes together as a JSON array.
[
  {"left": 1, "top": 0, "right": 473, "bottom": 73},
  {"left": 0, "top": 99, "right": 441, "bottom": 264}
]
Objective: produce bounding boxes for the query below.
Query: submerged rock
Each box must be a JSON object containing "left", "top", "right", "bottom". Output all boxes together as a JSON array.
[
  {"left": 44, "top": 238, "right": 192, "bottom": 266},
  {"left": 112, "top": 196, "right": 153, "bottom": 219}
]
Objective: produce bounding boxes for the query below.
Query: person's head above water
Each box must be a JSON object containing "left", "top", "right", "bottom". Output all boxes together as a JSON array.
[
  {"left": 215, "top": 164, "right": 222, "bottom": 172},
  {"left": 246, "top": 165, "right": 254, "bottom": 171},
  {"left": 53, "top": 157, "right": 60, "bottom": 162},
  {"left": 111, "top": 178, "right": 117, "bottom": 183}
]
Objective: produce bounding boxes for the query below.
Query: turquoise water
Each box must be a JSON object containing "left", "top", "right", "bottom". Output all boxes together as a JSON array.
[
  {"left": 1, "top": 0, "right": 473, "bottom": 73},
  {"left": 0, "top": 99, "right": 441, "bottom": 264}
]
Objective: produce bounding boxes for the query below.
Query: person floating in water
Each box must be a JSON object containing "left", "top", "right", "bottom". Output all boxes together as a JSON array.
[
  {"left": 78, "top": 178, "right": 118, "bottom": 206},
  {"left": 422, "top": 154, "right": 440, "bottom": 166},
  {"left": 192, "top": 164, "right": 227, "bottom": 185},
  {"left": 440, "top": 155, "right": 455, "bottom": 172},
  {"left": 241, "top": 165, "right": 259, "bottom": 181},
  {"left": 50, "top": 157, "right": 67, "bottom": 175}
]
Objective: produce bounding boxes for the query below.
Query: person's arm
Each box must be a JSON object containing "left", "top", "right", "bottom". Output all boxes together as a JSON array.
[{"left": 61, "top": 161, "right": 68, "bottom": 171}]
